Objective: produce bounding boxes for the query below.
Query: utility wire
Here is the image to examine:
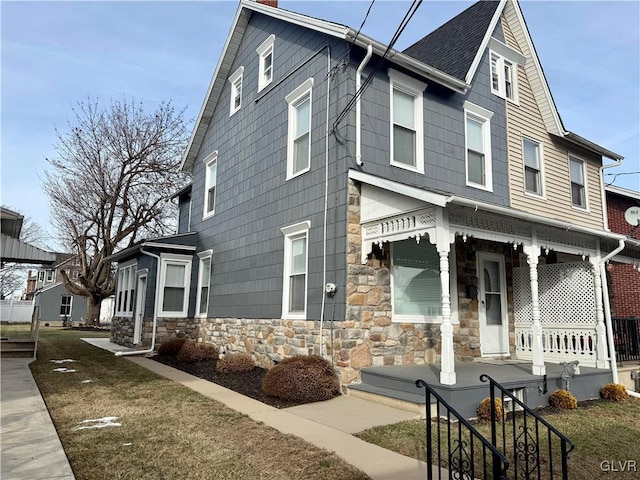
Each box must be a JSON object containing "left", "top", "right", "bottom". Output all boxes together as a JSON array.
[
  {"left": 333, "top": 0, "right": 423, "bottom": 132},
  {"left": 349, "top": 0, "right": 376, "bottom": 53},
  {"left": 605, "top": 171, "right": 640, "bottom": 187}
]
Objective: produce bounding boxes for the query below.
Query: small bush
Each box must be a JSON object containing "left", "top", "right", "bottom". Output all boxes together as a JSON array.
[
  {"left": 176, "top": 341, "right": 219, "bottom": 363},
  {"left": 216, "top": 353, "right": 255, "bottom": 374},
  {"left": 549, "top": 389, "right": 577, "bottom": 409},
  {"left": 157, "top": 338, "right": 186, "bottom": 357},
  {"left": 476, "top": 397, "right": 504, "bottom": 421},
  {"left": 262, "top": 355, "right": 340, "bottom": 403},
  {"left": 600, "top": 383, "right": 629, "bottom": 402}
]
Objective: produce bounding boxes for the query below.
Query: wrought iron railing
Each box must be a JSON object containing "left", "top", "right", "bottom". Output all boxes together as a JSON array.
[
  {"left": 415, "top": 379, "right": 510, "bottom": 480},
  {"left": 480, "top": 374, "right": 574, "bottom": 480},
  {"left": 612, "top": 317, "right": 640, "bottom": 363}
]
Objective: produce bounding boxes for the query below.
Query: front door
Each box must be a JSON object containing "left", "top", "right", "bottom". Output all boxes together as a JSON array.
[
  {"left": 133, "top": 274, "right": 147, "bottom": 345},
  {"left": 478, "top": 252, "right": 509, "bottom": 356}
]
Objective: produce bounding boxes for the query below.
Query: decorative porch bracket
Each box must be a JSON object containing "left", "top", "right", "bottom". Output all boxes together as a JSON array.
[{"left": 523, "top": 243, "right": 546, "bottom": 376}]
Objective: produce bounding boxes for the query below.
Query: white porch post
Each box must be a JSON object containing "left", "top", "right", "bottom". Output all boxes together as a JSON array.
[
  {"left": 436, "top": 209, "right": 455, "bottom": 385},
  {"left": 523, "top": 245, "right": 546, "bottom": 376},
  {"left": 590, "top": 256, "right": 609, "bottom": 369}
]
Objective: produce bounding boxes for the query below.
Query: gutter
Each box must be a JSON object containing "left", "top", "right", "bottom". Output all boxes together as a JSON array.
[
  {"left": 600, "top": 239, "right": 625, "bottom": 383},
  {"left": 355, "top": 44, "right": 373, "bottom": 166},
  {"left": 115, "top": 248, "right": 161, "bottom": 357}
]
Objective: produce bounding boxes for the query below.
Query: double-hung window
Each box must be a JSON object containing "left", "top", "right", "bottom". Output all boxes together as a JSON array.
[
  {"left": 203, "top": 151, "right": 218, "bottom": 218},
  {"left": 388, "top": 69, "right": 426, "bottom": 173},
  {"left": 490, "top": 51, "right": 517, "bottom": 102},
  {"left": 158, "top": 254, "right": 192, "bottom": 318},
  {"left": 38, "top": 271, "right": 45, "bottom": 282},
  {"left": 116, "top": 262, "right": 136, "bottom": 317},
  {"left": 195, "top": 250, "right": 212, "bottom": 317},
  {"left": 281, "top": 221, "right": 310, "bottom": 319},
  {"left": 286, "top": 78, "right": 313, "bottom": 179},
  {"left": 256, "top": 34, "right": 275, "bottom": 91},
  {"left": 464, "top": 101, "right": 494, "bottom": 190},
  {"left": 229, "top": 67, "right": 244, "bottom": 116},
  {"left": 59, "top": 295, "right": 72, "bottom": 316},
  {"left": 46, "top": 270, "right": 54, "bottom": 282},
  {"left": 569, "top": 155, "right": 587, "bottom": 209},
  {"left": 523, "top": 137, "right": 544, "bottom": 196}
]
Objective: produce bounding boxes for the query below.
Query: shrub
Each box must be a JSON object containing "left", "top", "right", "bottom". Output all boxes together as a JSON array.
[
  {"left": 476, "top": 397, "right": 504, "bottom": 421},
  {"left": 157, "top": 338, "right": 186, "bottom": 357},
  {"left": 262, "top": 355, "right": 340, "bottom": 403},
  {"left": 176, "top": 341, "right": 219, "bottom": 363},
  {"left": 216, "top": 353, "right": 255, "bottom": 374},
  {"left": 600, "top": 383, "right": 629, "bottom": 402},
  {"left": 549, "top": 389, "right": 577, "bottom": 409}
]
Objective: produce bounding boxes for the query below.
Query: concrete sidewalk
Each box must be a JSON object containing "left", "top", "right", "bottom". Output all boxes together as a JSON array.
[
  {"left": 84, "top": 338, "right": 432, "bottom": 480},
  {"left": 1, "top": 358, "right": 75, "bottom": 480}
]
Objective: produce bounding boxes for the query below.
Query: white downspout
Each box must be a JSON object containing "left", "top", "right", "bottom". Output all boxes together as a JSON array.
[
  {"left": 115, "top": 248, "right": 161, "bottom": 357},
  {"left": 600, "top": 158, "right": 624, "bottom": 230},
  {"left": 355, "top": 44, "right": 372, "bottom": 166},
  {"left": 319, "top": 45, "right": 331, "bottom": 357},
  {"left": 600, "top": 239, "right": 625, "bottom": 383}
]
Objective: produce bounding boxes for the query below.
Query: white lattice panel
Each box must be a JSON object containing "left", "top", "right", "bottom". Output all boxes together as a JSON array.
[{"left": 513, "top": 262, "right": 596, "bottom": 326}]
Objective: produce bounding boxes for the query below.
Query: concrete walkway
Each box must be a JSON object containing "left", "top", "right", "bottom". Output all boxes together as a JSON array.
[
  {"left": 1, "top": 358, "right": 75, "bottom": 480},
  {"left": 83, "top": 338, "right": 432, "bottom": 480}
]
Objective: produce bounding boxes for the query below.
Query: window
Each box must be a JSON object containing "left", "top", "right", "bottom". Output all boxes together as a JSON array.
[
  {"left": 281, "top": 221, "right": 310, "bottom": 319},
  {"left": 203, "top": 151, "right": 218, "bottom": 218},
  {"left": 195, "top": 250, "right": 212, "bottom": 317},
  {"left": 490, "top": 52, "right": 517, "bottom": 102},
  {"left": 229, "top": 67, "right": 244, "bottom": 116},
  {"left": 523, "top": 137, "right": 543, "bottom": 196},
  {"left": 59, "top": 295, "right": 72, "bottom": 316},
  {"left": 116, "top": 262, "right": 136, "bottom": 317},
  {"left": 388, "top": 69, "right": 426, "bottom": 173},
  {"left": 569, "top": 155, "right": 587, "bottom": 209},
  {"left": 285, "top": 78, "right": 314, "bottom": 179},
  {"left": 391, "top": 239, "right": 441, "bottom": 322},
  {"left": 72, "top": 270, "right": 80, "bottom": 280},
  {"left": 38, "top": 271, "right": 45, "bottom": 282},
  {"left": 46, "top": 270, "right": 54, "bottom": 282},
  {"left": 158, "top": 254, "right": 192, "bottom": 318},
  {"left": 464, "top": 101, "right": 494, "bottom": 190},
  {"left": 257, "top": 34, "right": 275, "bottom": 91}
]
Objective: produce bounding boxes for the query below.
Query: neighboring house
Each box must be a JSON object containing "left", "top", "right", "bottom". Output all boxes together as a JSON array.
[
  {"left": 109, "top": 0, "right": 640, "bottom": 391},
  {"left": 604, "top": 186, "right": 640, "bottom": 318},
  {"left": 24, "top": 253, "right": 87, "bottom": 323}
]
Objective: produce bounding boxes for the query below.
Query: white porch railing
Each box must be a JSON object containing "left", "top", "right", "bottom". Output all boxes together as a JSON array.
[{"left": 515, "top": 325, "right": 597, "bottom": 367}]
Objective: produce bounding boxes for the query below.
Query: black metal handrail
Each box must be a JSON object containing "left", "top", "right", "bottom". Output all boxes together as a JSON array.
[
  {"left": 416, "top": 379, "right": 510, "bottom": 480},
  {"left": 612, "top": 317, "right": 640, "bottom": 363},
  {"left": 480, "top": 374, "right": 575, "bottom": 480}
]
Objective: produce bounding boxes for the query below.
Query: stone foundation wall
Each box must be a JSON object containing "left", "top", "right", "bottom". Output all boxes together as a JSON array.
[{"left": 110, "top": 316, "right": 196, "bottom": 348}]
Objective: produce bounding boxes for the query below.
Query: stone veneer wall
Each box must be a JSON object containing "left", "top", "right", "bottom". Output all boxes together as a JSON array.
[{"left": 111, "top": 317, "right": 196, "bottom": 348}]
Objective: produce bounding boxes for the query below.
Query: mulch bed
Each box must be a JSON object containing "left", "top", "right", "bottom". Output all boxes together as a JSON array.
[{"left": 153, "top": 355, "right": 303, "bottom": 409}]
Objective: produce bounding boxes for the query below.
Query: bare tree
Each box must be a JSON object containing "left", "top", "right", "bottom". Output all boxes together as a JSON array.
[
  {"left": 43, "top": 98, "right": 188, "bottom": 324},
  {"left": 0, "top": 210, "right": 49, "bottom": 299}
]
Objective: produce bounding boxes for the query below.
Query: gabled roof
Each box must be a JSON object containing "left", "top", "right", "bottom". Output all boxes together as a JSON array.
[
  {"left": 403, "top": 0, "right": 501, "bottom": 81},
  {"left": 180, "top": 0, "right": 468, "bottom": 173}
]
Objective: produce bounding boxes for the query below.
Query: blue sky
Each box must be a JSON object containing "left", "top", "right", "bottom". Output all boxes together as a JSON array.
[{"left": 2, "top": 0, "right": 639, "bottom": 246}]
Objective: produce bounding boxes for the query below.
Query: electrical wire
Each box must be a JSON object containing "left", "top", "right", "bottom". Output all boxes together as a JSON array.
[
  {"left": 349, "top": 0, "right": 376, "bottom": 54},
  {"left": 605, "top": 171, "right": 640, "bottom": 187}
]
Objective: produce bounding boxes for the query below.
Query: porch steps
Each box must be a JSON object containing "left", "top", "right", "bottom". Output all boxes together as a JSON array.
[{"left": 0, "top": 338, "right": 36, "bottom": 358}]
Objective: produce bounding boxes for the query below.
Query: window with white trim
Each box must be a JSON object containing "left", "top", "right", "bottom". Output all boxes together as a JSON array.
[
  {"left": 38, "top": 271, "right": 45, "bottom": 282},
  {"left": 286, "top": 79, "right": 313, "bottom": 179},
  {"left": 464, "top": 101, "right": 494, "bottom": 190},
  {"left": 490, "top": 51, "right": 517, "bottom": 102},
  {"left": 523, "top": 137, "right": 543, "bottom": 196},
  {"left": 257, "top": 34, "right": 275, "bottom": 91},
  {"left": 158, "top": 254, "right": 192, "bottom": 318},
  {"left": 203, "top": 151, "right": 217, "bottom": 218},
  {"left": 46, "top": 270, "right": 54, "bottom": 282},
  {"left": 391, "top": 240, "right": 441, "bottom": 322},
  {"left": 389, "top": 69, "right": 426, "bottom": 173},
  {"left": 59, "top": 295, "right": 72, "bottom": 316},
  {"left": 281, "top": 221, "right": 310, "bottom": 319},
  {"left": 229, "top": 66, "right": 244, "bottom": 116},
  {"left": 195, "top": 250, "right": 212, "bottom": 317},
  {"left": 116, "top": 262, "right": 136, "bottom": 317},
  {"left": 569, "top": 155, "right": 587, "bottom": 209}
]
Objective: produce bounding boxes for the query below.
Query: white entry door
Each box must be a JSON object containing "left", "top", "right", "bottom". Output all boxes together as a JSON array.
[
  {"left": 133, "top": 274, "right": 147, "bottom": 345},
  {"left": 478, "top": 253, "right": 509, "bottom": 356}
]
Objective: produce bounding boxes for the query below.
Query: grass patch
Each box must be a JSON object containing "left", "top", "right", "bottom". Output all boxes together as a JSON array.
[
  {"left": 30, "top": 329, "right": 369, "bottom": 480},
  {"left": 357, "top": 399, "right": 640, "bottom": 479}
]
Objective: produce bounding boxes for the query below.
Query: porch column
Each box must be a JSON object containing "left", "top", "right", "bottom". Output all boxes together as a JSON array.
[
  {"left": 590, "top": 256, "right": 609, "bottom": 368},
  {"left": 523, "top": 245, "right": 545, "bottom": 376},
  {"left": 438, "top": 247, "right": 456, "bottom": 385}
]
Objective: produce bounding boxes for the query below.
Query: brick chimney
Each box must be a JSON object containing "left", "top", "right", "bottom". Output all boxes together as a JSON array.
[{"left": 257, "top": 0, "right": 278, "bottom": 7}]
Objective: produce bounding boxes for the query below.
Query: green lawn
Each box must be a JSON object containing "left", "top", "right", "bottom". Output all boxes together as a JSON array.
[{"left": 28, "top": 329, "right": 369, "bottom": 480}]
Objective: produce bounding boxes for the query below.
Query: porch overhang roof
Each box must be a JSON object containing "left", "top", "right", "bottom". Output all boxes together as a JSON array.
[{"left": 106, "top": 232, "right": 198, "bottom": 263}]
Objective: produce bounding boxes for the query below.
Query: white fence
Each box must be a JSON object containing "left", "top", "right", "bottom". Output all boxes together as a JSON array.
[{"left": 0, "top": 299, "right": 35, "bottom": 323}]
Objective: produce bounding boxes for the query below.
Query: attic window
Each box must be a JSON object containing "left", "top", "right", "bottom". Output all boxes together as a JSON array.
[
  {"left": 490, "top": 52, "right": 517, "bottom": 102},
  {"left": 257, "top": 34, "right": 275, "bottom": 92},
  {"left": 229, "top": 67, "right": 244, "bottom": 116}
]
